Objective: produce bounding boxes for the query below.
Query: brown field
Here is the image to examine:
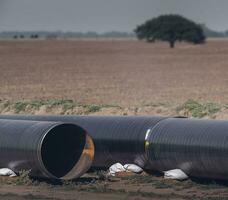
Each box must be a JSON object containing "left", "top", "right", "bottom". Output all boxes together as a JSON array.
[
  {"left": 1, "top": 39, "right": 228, "bottom": 106},
  {"left": 1, "top": 39, "right": 228, "bottom": 199}
]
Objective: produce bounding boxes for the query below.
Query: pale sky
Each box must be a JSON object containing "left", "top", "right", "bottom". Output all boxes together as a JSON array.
[{"left": 0, "top": 0, "right": 228, "bottom": 32}]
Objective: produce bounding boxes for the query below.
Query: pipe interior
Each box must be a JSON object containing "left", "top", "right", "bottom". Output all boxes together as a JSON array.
[{"left": 41, "top": 124, "right": 86, "bottom": 178}]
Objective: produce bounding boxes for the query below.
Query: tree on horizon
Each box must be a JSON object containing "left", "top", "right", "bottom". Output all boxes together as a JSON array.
[{"left": 135, "top": 14, "right": 206, "bottom": 48}]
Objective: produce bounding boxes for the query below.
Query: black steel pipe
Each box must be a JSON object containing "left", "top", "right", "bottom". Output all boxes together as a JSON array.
[
  {"left": 3, "top": 115, "right": 228, "bottom": 180},
  {"left": 146, "top": 118, "right": 228, "bottom": 180},
  {"left": 0, "top": 119, "right": 94, "bottom": 180},
  {"left": 0, "top": 115, "right": 167, "bottom": 168}
]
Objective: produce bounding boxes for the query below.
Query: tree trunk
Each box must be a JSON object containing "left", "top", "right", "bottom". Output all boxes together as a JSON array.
[{"left": 170, "top": 41, "right": 175, "bottom": 48}]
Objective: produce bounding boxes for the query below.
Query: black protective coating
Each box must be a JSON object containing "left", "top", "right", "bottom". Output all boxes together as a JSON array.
[
  {"left": 147, "top": 118, "right": 228, "bottom": 180},
  {"left": 0, "top": 119, "right": 87, "bottom": 179},
  {"left": 0, "top": 115, "right": 167, "bottom": 168},
  {"left": 4, "top": 115, "right": 228, "bottom": 180}
]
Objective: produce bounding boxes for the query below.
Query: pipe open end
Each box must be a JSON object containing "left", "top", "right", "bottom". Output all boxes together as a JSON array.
[{"left": 40, "top": 123, "right": 94, "bottom": 180}]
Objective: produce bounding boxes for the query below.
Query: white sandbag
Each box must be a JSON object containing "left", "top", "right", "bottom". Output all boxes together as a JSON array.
[
  {"left": 124, "top": 164, "right": 143, "bottom": 173},
  {"left": 0, "top": 168, "right": 17, "bottom": 177},
  {"left": 108, "top": 163, "right": 126, "bottom": 176},
  {"left": 164, "top": 169, "right": 188, "bottom": 180}
]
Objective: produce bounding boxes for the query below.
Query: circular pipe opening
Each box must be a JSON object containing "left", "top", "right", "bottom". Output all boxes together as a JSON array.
[{"left": 40, "top": 123, "right": 94, "bottom": 179}]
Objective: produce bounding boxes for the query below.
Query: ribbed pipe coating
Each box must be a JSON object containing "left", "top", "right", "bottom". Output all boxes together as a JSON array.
[
  {"left": 146, "top": 118, "right": 228, "bottom": 180},
  {"left": 0, "top": 119, "right": 94, "bottom": 180},
  {"left": 0, "top": 115, "right": 167, "bottom": 168},
  {"left": 3, "top": 115, "right": 228, "bottom": 180}
]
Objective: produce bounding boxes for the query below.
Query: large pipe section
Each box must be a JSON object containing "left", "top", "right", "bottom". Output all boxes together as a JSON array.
[
  {"left": 0, "top": 119, "right": 94, "bottom": 180},
  {"left": 1, "top": 115, "right": 228, "bottom": 180},
  {"left": 146, "top": 117, "right": 228, "bottom": 180},
  {"left": 0, "top": 115, "right": 167, "bottom": 168}
]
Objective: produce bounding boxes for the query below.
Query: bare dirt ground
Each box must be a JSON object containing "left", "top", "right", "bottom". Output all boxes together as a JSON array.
[
  {"left": 1, "top": 39, "right": 228, "bottom": 199},
  {"left": 1, "top": 39, "right": 228, "bottom": 106},
  {"left": 1, "top": 171, "right": 228, "bottom": 200}
]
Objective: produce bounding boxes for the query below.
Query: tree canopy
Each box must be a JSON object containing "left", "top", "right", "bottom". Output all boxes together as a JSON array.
[{"left": 135, "top": 14, "right": 206, "bottom": 48}]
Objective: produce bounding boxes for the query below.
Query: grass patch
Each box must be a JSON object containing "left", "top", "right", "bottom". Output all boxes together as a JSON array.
[
  {"left": 11, "top": 99, "right": 77, "bottom": 113},
  {"left": 14, "top": 101, "right": 28, "bottom": 113},
  {"left": 83, "top": 104, "right": 121, "bottom": 114},
  {"left": 176, "top": 99, "right": 221, "bottom": 118},
  {"left": 84, "top": 105, "right": 102, "bottom": 113},
  {"left": 29, "top": 99, "right": 76, "bottom": 109},
  {"left": 15, "top": 170, "right": 33, "bottom": 185},
  {"left": 5, "top": 100, "right": 121, "bottom": 114}
]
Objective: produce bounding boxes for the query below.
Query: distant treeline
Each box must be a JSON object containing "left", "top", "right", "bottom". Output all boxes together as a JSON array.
[
  {"left": 0, "top": 25, "right": 227, "bottom": 39},
  {"left": 201, "top": 24, "right": 228, "bottom": 38},
  {"left": 0, "top": 31, "right": 135, "bottom": 39}
]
